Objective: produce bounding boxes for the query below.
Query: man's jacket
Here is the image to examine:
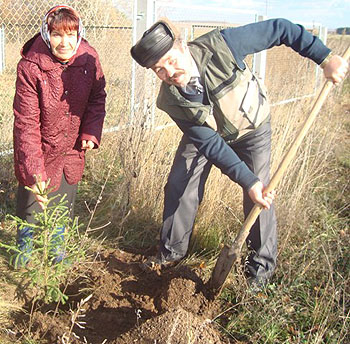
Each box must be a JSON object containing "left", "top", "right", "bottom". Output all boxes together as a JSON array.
[
  {"left": 158, "top": 29, "right": 270, "bottom": 142},
  {"left": 156, "top": 19, "right": 330, "bottom": 190}
]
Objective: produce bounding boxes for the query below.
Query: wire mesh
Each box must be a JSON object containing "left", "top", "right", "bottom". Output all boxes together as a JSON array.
[
  {"left": 0, "top": 0, "right": 325, "bottom": 156},
  {"left": 0, "top": 0, "right": 133, "bottom": 155}
]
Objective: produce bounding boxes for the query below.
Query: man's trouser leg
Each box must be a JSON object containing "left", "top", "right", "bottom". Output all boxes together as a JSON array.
[
  {"left": 160, "top": 135, "right": 212, "bottom": 261},
  {"left": 231, "top": 121, "right": 277, "bottom": 282}
]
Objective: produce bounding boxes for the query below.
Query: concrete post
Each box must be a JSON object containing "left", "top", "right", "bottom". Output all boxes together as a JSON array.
[
  {"left": 316, "top": 25, "right": 328, "bottom": 89},
  {"left": 252, "top": 15, "right": 267, "bottom": 81},
  {"left": 0, "top": 25, "right": 5, "bottom": 74},
  {"left": 136, "top": 0, "right": 154, "bottom": 40},
  {"left": 131, "top": 0, "right": 156, "bottom": 127}
]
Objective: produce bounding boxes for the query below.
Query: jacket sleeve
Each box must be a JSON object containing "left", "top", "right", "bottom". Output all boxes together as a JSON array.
[
  {"left": 79, "top": 52, "right": 106, "bottom": 148},
  {"left": 13, "top": 60, "right": 47, "bottom": 186},
  {"left": 173, "top": 118, "right": 259, "bottom": 190},
  {"left": 221, "top": 18, "right": 331, "bottom": 69}
]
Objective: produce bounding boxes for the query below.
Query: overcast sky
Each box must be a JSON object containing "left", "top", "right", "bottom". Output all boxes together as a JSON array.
[{"left": 161, "top": 0, "right": 350, "bottom": 29}]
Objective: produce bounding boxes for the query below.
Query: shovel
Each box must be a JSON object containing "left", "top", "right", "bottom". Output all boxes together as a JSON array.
[{"left": 209, "top": 46, "right": 350, "bottom": 294}]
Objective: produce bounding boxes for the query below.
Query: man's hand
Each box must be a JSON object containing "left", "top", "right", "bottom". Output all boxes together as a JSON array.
[
  {"left": 81, "top": 140, "right": 95, "bottom": 151},
  {"left": 31, "top": 180, "right": 48, "bottom": 210},
  {"left": 248, "top": 181, "right": 275, "bottom": 210},
  {"left": 322, "top": 54, "right": 348, "bottom": 85}
]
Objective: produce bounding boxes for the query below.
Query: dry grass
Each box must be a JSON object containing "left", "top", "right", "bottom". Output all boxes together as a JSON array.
[
  {"left": 0, "top": 23, "right": 349, "bottom": 342},
  {"left": 75, "top": 35, "right": 350, "bottom": 245}
]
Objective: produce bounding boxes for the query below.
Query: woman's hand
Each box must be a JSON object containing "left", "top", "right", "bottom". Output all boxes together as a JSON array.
[
  {"left": 81, "top": 140, "right": 95, "bottom": 151},
  {"left": 248, "top": 181, "right": 275, "bottom": 210},
  {"left": 31, "top": 180, "right": 49, "bottom": 210}
]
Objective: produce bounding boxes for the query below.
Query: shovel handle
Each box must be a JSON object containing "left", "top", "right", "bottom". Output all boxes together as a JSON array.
[
  {"left": 210, "top": 46, "right": 350, "bottom": 291},
  {"left": 266, "top": 46, "right": 350, "bottom": 193},
  {"left": 235, "top": 45, "right": 350, "bottom": 250}
]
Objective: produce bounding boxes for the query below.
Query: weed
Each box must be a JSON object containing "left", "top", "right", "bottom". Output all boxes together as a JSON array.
[{"left": 60, "top": 294, "right": 93, "bottom": 344}]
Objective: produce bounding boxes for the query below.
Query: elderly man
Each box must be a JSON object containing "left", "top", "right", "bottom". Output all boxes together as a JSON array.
[{"left": 130, "top": 18, "right": 348, "bottom": 286}]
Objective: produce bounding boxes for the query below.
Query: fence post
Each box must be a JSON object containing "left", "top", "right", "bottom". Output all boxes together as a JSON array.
[
  {"left": 136, "top": 0, "right": 154, "bottom": 40},
  {"left": 0, "top": 25, "right": 5, "bottom": 74},
  {"left": 252, "top": 15, "right": 267, "bottom": 81},
  {"left": 315, "top": 25, "right": 328, "bottom": 89},
  {"left": 319, "top": 25, "right": 328, "bottom": 44},
  {"left": 131, "top": 0, "right": 153, "bottom": 123},
  {"left": 131, "top": 0, "right": 156, "bottom": 127}
]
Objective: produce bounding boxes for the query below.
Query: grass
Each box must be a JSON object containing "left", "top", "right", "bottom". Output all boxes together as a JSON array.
[
  {"left": 217, "top": 201, "right": 349, "bottom": 343},
  {"left": 211, "top": 74, "right": 350, "bottom": 343},
  {"left": 0, "top": 29, "right": 349, "bottom": 343}
]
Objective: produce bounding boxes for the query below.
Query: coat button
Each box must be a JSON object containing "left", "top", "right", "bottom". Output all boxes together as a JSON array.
[
  {"left": 65, "top": 112, "right": 69, "bottom": 116},
  {"left": 64, "top": 90, "right": 68, "bottom": 95},
  {"left": 64, "top": 132, "right": 68, "bottom": 137}
]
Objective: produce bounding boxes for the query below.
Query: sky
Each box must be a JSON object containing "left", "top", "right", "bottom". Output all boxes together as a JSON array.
[{"left": 160, "top": 0, "right": 350, "bottom": 30}]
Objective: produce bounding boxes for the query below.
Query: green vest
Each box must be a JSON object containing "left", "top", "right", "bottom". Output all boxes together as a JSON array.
[{"left": 156, "top": 29, "right": 270, "bottom": 142}]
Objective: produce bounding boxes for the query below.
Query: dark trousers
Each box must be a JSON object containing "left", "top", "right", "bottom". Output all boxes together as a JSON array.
[
  {"left": 160, "top": 121, "right": 277, "bottom": 280},
  {"left": 16, "top": 173, "right": 77, "bottom": 223},
  {"left": 15, "top": 174, "right": 77, "bottom": 264}
]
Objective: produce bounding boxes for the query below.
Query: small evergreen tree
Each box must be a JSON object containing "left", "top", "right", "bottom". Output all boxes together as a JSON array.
[{"left": 0, "top": 179, "right": 88, "bottom": 304}]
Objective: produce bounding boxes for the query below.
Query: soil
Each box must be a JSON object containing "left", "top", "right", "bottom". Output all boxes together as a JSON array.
[{"left": 8, "top": 248, "right": 228, "bottom": 344}]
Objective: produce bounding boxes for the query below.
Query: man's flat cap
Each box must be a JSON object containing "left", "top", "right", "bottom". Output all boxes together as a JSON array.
[{"left": 131, "top": 21, "right": 175, "bottom": 68}]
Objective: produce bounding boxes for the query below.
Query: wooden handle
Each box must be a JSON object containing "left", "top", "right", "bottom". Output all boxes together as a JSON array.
[
  {"left": 232, "top": 45, "right": 350, "bottom": 254},
  {"left": 210, "top": 46, "right": 350, "bottom": 292}
]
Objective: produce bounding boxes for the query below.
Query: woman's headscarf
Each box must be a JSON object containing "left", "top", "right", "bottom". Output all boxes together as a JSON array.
[{"left": 40, "top": 4, "right": 84, "bottom": 55}]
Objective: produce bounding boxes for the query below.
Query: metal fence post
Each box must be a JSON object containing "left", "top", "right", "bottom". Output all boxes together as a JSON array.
[
  {"left": 252, "top": 15, "right": 267, "bottom": 81},
  {"left": 131, "top": 0, "right": 156, "bottom": 127},
  {"left": 315, "top": 25, "right": 328, "bottom": 89},
  {"left": 0, "top": 25, "right": 5, "bottom": 74}
]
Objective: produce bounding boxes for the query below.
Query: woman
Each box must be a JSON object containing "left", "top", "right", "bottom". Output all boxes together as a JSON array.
[{"left": 13, "top": 4, "right": 106, "bottom": 264}]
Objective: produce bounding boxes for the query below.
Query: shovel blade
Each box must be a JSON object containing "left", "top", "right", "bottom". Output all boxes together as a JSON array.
[{"left": 209, "top": 245, "right": 239, "bottom": 292}]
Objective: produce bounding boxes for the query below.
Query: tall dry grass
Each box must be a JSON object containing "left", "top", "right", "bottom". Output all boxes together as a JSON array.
[
  {"left": 0, "top": 25, "right": 349, "bottom": 342},
  {"left": 75, "top": 36, "right": 350, "bottom": 342},
  {"left": 82, "top": 36, "right": 349, "bottom": 248}
]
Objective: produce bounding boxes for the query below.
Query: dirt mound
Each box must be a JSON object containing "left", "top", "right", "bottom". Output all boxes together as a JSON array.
[
  {"left": 11, "top": 248, "right": 225, "bottom": 344},
  {"left": 114, "top": 307, "right": 224, "bottom": 344}
]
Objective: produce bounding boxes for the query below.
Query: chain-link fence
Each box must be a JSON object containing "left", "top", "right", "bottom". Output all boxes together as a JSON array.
[
  {"left": 0, "top": 0, "right": 326, "bottom": 156},
  {"left": 153, "top": 2, "right": 327, "bottom": 103},
  {"left": 0, "top": 0, "right": 134, "bottom": 156}
]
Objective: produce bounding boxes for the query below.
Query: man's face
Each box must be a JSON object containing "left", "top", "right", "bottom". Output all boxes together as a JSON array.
[{"left": 151, "top": 43, "right": 193, "bottom": 88}]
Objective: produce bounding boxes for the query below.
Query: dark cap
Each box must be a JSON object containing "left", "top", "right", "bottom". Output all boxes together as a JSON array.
[{"left": 130, "top": 21, "right": 175, "bottom": 68}]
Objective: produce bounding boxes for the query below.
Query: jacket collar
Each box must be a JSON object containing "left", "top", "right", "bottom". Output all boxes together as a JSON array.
[{"left": 188, "top": 44, "right": 212, "bottom": 81}]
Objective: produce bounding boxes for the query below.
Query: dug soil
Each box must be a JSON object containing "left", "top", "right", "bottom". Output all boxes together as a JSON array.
[{"left": 10, "top": 248, "right": 229, "bottom": 344}]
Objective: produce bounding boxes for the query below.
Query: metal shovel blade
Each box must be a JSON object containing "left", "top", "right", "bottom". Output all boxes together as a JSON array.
[{"left": 209, "top": 245, "right": 238, "bottom": 292}]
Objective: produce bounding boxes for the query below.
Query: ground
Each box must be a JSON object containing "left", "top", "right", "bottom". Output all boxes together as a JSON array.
[
  {"left": 2, "top": 91, "right": 349, "bottom": 344},
  {"left": 4, "top": 248, "right": 229, "bottom": 344}
]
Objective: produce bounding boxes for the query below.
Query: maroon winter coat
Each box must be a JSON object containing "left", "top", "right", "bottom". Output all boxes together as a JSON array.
[{"left": 13, "top": 33, "right": 106, "bottom": 191}]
